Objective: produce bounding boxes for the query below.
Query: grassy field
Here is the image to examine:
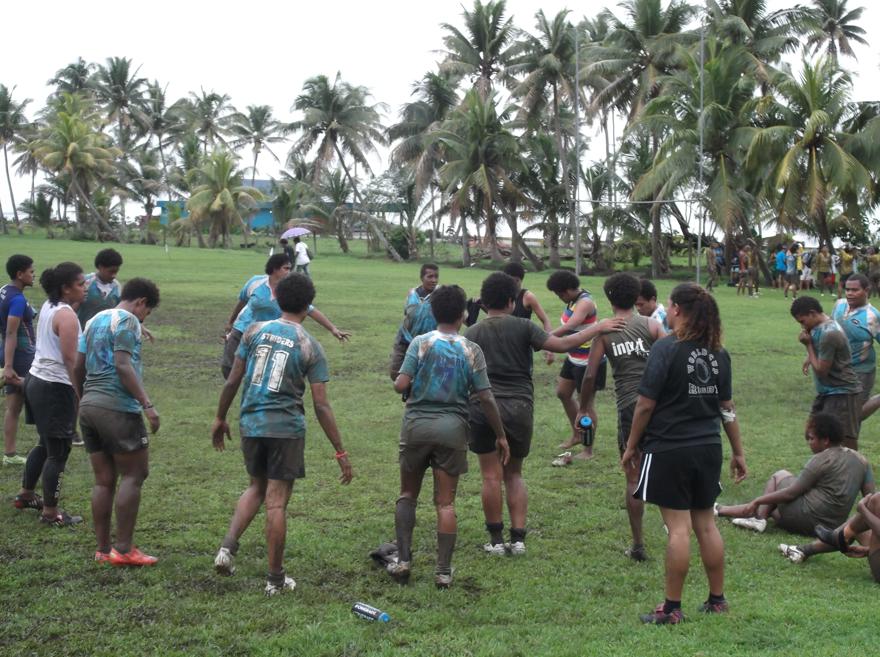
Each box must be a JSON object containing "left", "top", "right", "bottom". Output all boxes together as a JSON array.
[{"left": 1, "top": 234, "right": 877, "bottom": 657}]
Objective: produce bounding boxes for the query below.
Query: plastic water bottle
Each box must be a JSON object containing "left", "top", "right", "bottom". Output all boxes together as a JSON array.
[
  {"left": 352, "top": 602, "right": 390, "bottom": 623},
  {"left": 578, "top": 416, "right": 594, "bottom": 447}
]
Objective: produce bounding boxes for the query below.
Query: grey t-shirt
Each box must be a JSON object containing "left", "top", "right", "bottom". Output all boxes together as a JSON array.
[
  {"left": 464, "top": 315, "right": 549, "bottom": 402},
  {"left": 811, "top": 319, "right": 860, "bottom": 395},
  {"left": 796, "top": 446, "right": 873, "bottom": 528},
  {"left": 603, "top": 314, "right": 656, "bottom": 409}
]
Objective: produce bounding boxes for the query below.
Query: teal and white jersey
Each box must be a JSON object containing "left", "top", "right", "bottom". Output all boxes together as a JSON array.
[
  {"left": 232, "top": 275, "right": 269, "bottom": 333},
  {"left": 651, "top": 303, "right": 670, "bottom": 334},
  {"left": 79, "top": 308, "right": 144, "bottom": 413},
  {"left": 77, "top": 273, "right": 122, "bottom": 327},
  {"left": 400, "top": 330, "right": 490, "bottom": 421},
  {"left": 832, "top": 299, "right": 880, "bottom": 374},
  {"left": 236, "top": 318, "right": 329, "bottom": 439}
]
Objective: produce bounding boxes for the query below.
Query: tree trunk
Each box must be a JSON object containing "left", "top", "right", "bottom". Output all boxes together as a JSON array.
[
  {"left": 331, "top": 142, "right": 403, "bottom": 262},
  {"left": 429, "top": 192, "right": 436, "bottom": 259},
  {"left": 501, "top": 206, "right": 544, "bottom": 271},
  {"left": 552, "top": 85, "right": 576, "bottom": 266},
  {"left": 3, "top": 144, "right": 22, "bottom": 234},
  {"left": 460, "top": 214, "right": 471, "bottom": 267},
  {"left": 548, "top": 212, "right": 561, "bottom": 268},
  {"left": 333, "top": 208, "right": 349, "bottom": 253},
  {"left": 70, "top": 177, "right": 119, "bottom": 240},
  {"left": 650, "top": 199, "right": 667, "bottom": 277},
  {"left": 0, "top": 194, "right": 7, "bottom": 234}
]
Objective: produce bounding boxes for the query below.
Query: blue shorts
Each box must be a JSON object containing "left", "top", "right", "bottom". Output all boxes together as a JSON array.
[{"left": 1, "top": 349, "right": 34, "bottom": 394}]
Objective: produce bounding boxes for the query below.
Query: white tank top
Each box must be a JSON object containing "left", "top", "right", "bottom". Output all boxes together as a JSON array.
[{"left": 30, "top": 300, "right": 81, "bottom": 385}]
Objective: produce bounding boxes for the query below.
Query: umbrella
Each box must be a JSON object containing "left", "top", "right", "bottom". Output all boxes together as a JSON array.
[{"left": 281, "top": 226, "right": 311, "bottom": 239}]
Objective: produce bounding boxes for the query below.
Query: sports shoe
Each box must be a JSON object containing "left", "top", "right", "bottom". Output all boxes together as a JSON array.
[
  {"left": 108, "top": 547, "right": 158, "bottom": 567},
  {"left": 483, "top": 542, "right": 506, "bottom": 555},
  {"left": 640, "top": 604, "right": 684, "bottom": 625},
  {"left": 712, "top": 503, "right": 720, "bottom": 517},
  {"left": 508, "top": 541, "right": 526, "bottom": 555},
  {"left": 264, "top": 575, "right": 296, "bottom": 597},
  {"left": 71, "top": 436, "right": 84, "bottom": 447},
  {"left": 815, "top": 525, "right": 848, "bottom": 552},
  {"left": 697, "top": 599, "right": 729, "bottom": 614},
  {"left": 39, "top": 510, "right": 83, "bottom": 527},
  {"left": 214, "top": 547, "right": 235, "bottom": 576},
  {"left": 435, "top": 569, "right": 454, "bottom": 589},
  {"left": 12, "top": 494, "right": 43, "bottom": 510},
  {"left": 386, "top": 560, "right": 411, "bottom": 583},
  {"left": 94, "top": 551, "right": 112, "bottom": 564},
  {"left": 731, "top": 517, "right": 767, "bottom": 533},
  {"left": 3, "top": 454, "right": 27, "bottom": 466},
  {"left": 551, "top": 451, "right": 573, "bottom": 467},
  {"left": 624, "top": 544, "right": 648, "bottom": 562},
  {"left": 778, "top": 543, "right": 806, "bottom": 564}
]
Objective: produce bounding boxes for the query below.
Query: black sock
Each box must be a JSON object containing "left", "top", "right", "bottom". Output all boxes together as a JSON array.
[
  {"left": 708, "top": 593, "right": 726, "bottom": 605},
  {"left": 486, "top": 522, "right": 504, "bottom": 545},
  {"left": 436, "top": 532, "right": 456, "bottom": 575},
  {"left": 395, "top": 497, "right": 417, "bottom": 562},
  {"left": 267, "top": 569, "right": 286, "bottom": 585},
  {"left": 510, "top": 527, "right": 527, "bottom": 543},
  {"left": 220, "top": 538, "right": 240, "bottom": 555},
  {"left": 663, "top": 599, "right": 681, "bottom": 614},
  {"left": 799, "top": 543, "right": 817, "bottom": 558}
]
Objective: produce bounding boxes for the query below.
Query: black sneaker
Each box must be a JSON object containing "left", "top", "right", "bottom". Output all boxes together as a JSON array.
[
  {"left": 13, "top": 494, "right": 43, "bottom": 511},
  {"left": 40, "top": 510, "right": 83, "bottom": 527},
  {"left": 815, "top": 525, "right": 848, "bottom": 553},
  {"left": 640, "top": 604, "right": 684, "bottom": 625},
  {"left": 625, "top": 544, "right": 648, "bottom": 562},
  {"left": 698, "top": 599, "right": 729, "bottom": 614}
]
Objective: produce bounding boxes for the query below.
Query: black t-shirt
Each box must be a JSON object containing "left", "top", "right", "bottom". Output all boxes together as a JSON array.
[
  {"left": 637, "top": 336, "right": 732, "bottom": 453},
  {"left": 464, "top": 315, "right": 549, "bottom": 401}
]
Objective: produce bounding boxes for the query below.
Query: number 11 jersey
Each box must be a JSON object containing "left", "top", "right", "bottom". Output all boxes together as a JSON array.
[{"left": 236, "top": 318, "right": 329, "bottom": 439}]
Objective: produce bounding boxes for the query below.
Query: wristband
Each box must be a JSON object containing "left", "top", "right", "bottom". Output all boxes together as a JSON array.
[
  {"left": 143, "top": 402, "right": 154, "bottom": 410},
  {"left": 335, "top": 451, "right": 348, "bottom": 460}
]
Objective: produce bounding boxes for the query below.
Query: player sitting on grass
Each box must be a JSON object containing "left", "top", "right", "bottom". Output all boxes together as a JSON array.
[
  {"left": 465, "top": 272, "right": 625, "bottom": 555},
  {"left": 390, "top": 284, "right": 507, "bottom": 588},
  {"left": 716, "top": 412, "right": 873, "bottom": 535},
  {"left": 211, "top": 273, "right": 353, "bottom": 596}
]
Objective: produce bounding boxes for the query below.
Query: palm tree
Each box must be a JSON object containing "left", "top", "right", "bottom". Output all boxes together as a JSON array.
[
  {"left": 12, "top": 120, "right": 41, "bottom": 209},
  {"left": 706, "top": 0, "right": 802, "bottom": 72},
  {"left": 93, "top": 57, "right": 148, "bottom": 149},
  {"left": 32, "top": 95, "right": 122, "bottom": 238},
  {"left": 517, "top": 132, "right": 567, "bottom": 266},
  {"left": 802, "top": 0, "right": 868, "bottom": 61},
  {"left": 186, "top": 150, "right": 263, "bottom": 248},
  {"left": 304, "top": 169, "right": 354, "bottom": 253},
  {"left": 229, "top": 105, "right": 285, "bottom": 187},
  {"left": 586, "top": 0, "right": 696, "bottom": 123},
  {"left": 0, "top": 84, "right": 31, "bottom": 234},
  {"left": 440, "top": 0, "right": 520, "bottom": 98},
  {"left": 47, "top": 58, "right": 95, "bottom": 97},
  {"left": 740, "top": 57, "right": 876, "bottom": 248},
  {"left": 122, "top": 147, "right": 163, "bottom": 234},
  {"left": 143, "top": 81, "right": 184, "bottom": 200},
  {"left": 290, "top": 72, "right": 402, "bottom": 261},
  {"left": 510, "top": 9, "right": 579, "bottom": 266},
  {"left": 19, "top": 192, "right": 54, "bottom": 237},
  {"left": 179, "top": 89, "right": 233, "bottom": 154}
]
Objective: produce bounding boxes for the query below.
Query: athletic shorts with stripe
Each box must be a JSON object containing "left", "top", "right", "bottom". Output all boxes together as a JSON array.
[{"left": 634, "top": 443, "right": 722, "bottom": 510}]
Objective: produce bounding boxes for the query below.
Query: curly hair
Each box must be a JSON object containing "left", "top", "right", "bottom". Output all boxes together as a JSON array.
[
  {"left": 430, "top": 285, "right": 467, "bottom": 324},
  {"left": 481, "top": 272, "right": 518, "bottom": 310},
  {"left": 604, "top": 273, "right": 641, "bottom": 310},
  {"left": 670, "top": 283, "right": 722, "bottom": 350}
]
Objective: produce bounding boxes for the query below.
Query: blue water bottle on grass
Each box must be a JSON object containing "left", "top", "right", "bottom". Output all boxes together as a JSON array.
[
  {"left": 352, "top": 602, "right": 390, "bottom": 623},
  {"left": 578, "top": 416, "right": 594, "bottom": 447}
]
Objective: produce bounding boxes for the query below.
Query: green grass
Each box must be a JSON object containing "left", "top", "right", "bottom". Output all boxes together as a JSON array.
[{"left": 1, "top": 235, "right": 877, "bottom": 657}]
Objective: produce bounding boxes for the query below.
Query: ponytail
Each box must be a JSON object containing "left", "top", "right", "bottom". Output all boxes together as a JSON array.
[
  {"left": 40, "top": 262, "right": 83, "bottom": 305},
  {"left": 670, "top": 283, "right": 722, "bottom": 350}
]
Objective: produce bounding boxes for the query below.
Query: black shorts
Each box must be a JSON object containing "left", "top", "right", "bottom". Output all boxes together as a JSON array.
[
  {"left": 1, "top": 349, "right": 34, "bottom": 394},
  {"left": 242, "top": 436, "right": 305, "bottom": 481},
  {"left": 79, "top": 405, "right": 149, "bottom": 454},
  {"left": 470, "top": 397, "right": 533, "bottom": 459},
  {"left": 23, "top": 375, "right": 77, "bottom": 440},
  {"left": 617, "top": 403, "right": 636, "bottom": 455},
  {"left": 389, "top": 340, "right": 408, "bottom": 381},
  {"left": 559, "top": 358, "right": 606, "bottom": 393},
  {"left": 634, "top": 444, "right": 722, "bottom": 510},
  {"left": 221, "top": 329, "right": 243, "bottom": 379},
  {"left": 812, "top": 393, "right": 861, "bottom": 444}
]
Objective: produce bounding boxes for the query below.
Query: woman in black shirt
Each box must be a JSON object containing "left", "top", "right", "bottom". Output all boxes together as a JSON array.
[{"left": 621, "top": 283, "right": 747, "bottom": 624}]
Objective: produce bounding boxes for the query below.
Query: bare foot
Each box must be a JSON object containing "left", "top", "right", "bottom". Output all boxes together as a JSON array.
[
  {"left": 572, "top": 449, "right": 595, "bottom": 461},
  {"left": 557, "top": 437, "right": 581, "bottom": 450}
]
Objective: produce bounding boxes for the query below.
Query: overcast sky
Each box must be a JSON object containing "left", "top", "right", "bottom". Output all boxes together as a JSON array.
[{"left": 2, "top": 0, "right": 878, "bottom": 225}]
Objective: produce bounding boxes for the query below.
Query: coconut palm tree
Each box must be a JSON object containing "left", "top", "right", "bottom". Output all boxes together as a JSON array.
[
  {"left": 290, "top": 72, "right": 402, "bottom": 261},
  {"left": 122, "top": 147, "right": 163, "bottom": 234},
  {"left": 179, "top": 89, "right": 233, "bottom": 154},
  {"left": 93, "top": 57, "right": 148, "bottom": 149},
  {"left": 13, "top": 120, "right": 42, "bottom": 210},
  {"left": 186, "top": 150, "right": 263, "bottom": 248},
  {"left": 509, "top": 9, "right": 579, "bottom": 266},
  {"left": 143, "top": 81, "right": 184, "bottom": 200},
  {"left": 0, "top": 84, "right": 31, "bottom": 234},
  {"left": 229, "top": 105, "right": 285, "bottom": 187},
  {"left": 586, "top": 0, "right": 696, "bottom": 123},
  {"left": 740, "top": 57, "right": 875, "bottom": 248},
  {"left": 706, "top": 0, "right": 802, "bottom": 73},
  {"left": 47, "top": 58, "right": 95, "bottom": 97},
  {"left": 802, "top": 0, "right": 868, "bottom": 61},
  {"left": 304, "top": 169, "right": 354, "bottom": 253},
  {"left": 19, "top": 192, "right": 54, "bottom": 237},
  {"left": 517, "top": 132, "right": 568, "bottom": 267},
  {"left": 440, "top": 0, "right": 520, "bottom": 98},
  {"left": 32, "top": 95, "right": 122, "bottom": 238}
]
